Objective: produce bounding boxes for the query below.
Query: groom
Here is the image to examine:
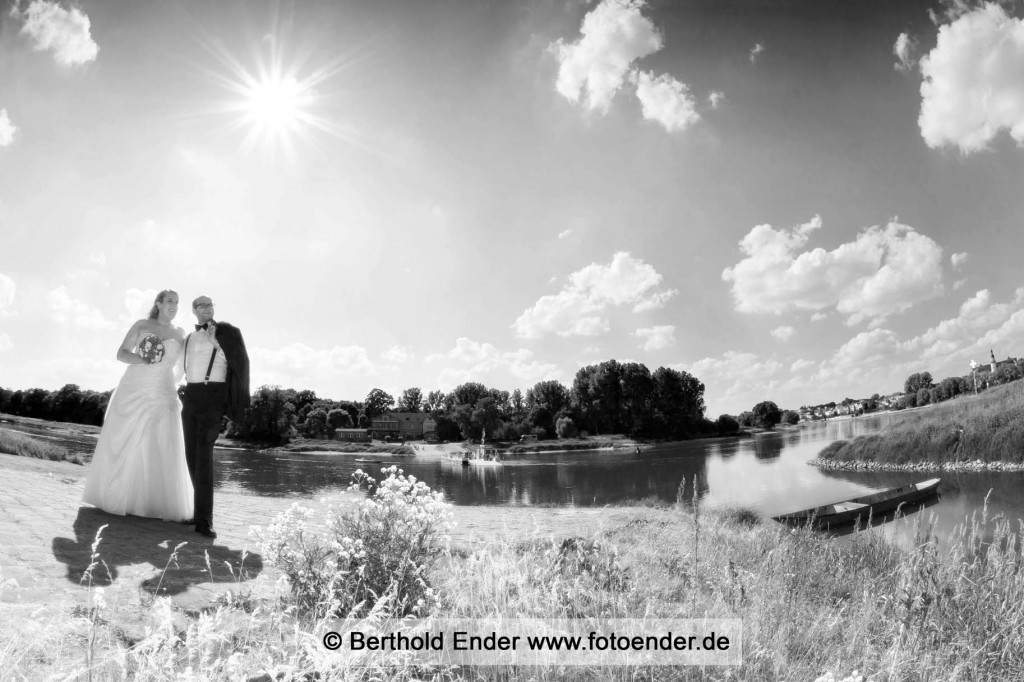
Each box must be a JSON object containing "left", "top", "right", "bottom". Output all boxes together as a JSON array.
[{"left": 182, "top": 295, "right": 250, "bottom": 539}]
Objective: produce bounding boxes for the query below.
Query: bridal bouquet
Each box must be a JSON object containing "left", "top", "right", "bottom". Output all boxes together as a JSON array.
[{"left": 138, "top": 333, "right": 165, "bottom": 364}]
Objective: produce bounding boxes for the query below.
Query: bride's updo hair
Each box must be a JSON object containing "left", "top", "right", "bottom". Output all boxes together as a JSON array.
[{"left": 148, "top": 289, "right": 178, "bottom": 320}]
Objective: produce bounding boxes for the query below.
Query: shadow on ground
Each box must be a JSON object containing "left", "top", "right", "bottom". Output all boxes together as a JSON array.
[{"left": 52, "top": 507, "right": 263, "bottom": 596}]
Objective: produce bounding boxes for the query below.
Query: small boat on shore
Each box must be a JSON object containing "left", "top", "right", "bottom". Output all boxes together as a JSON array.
[{"left": 773, "top": 478, "right": 941, "bottom": 530}]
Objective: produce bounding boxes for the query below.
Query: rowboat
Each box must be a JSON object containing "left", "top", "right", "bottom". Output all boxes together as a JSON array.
[{"left": 773, "top": 478, "right": 941, "bottom": 530}]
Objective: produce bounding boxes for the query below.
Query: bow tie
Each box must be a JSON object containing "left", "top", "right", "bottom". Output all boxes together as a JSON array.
[{"left": 195, "top": 323, "right": 211, "bottom": 331}]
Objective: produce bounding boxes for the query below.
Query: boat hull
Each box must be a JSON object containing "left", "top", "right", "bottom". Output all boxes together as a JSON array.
[{"left": 773, "top": 478, "right": 941, "bottom": 529}]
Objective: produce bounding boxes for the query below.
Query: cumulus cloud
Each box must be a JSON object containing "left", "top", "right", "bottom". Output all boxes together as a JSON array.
[
  {"left": 16, "top": 0, "right": 99, "bottom": 66},
  {"left": 749, "top": 42, "right": 764, "bottom": 63},
  {"left": 790, "top": 358, "right": 815, "bottom": 373},
  {"left": 46, "top": 286, "right": 112, "bottom": 330},
  {"left": 634, "top": 325, "right": 676, "bottom": 351},
  {"left": 813, "top": 328, "right": 904, "bottom": 385},
  {"left": 551, "top": 0, "right": 663, "bottom": 112},
  {"left": 950, "top": 252, "right": 969, "bottom": 269},
  {"left": 770, "top": 326, "right": 795, "bottom": 342},
  {"left": 918, "top": 4, "right": 1024, "bottom": 152},
  {"left": 811, "top": 312, "right": 828, "bottom": 322},
  {"left": 558, "top": 228, "right": 573, "bottom": 240},
  {"left": 721, "top": 215, "right": 945, "bottom": 327},
  {"left": 514, "top": 252, "right": 677, "bottom": 338},
  {"left": 906, "top": 287, "right": 1024, "bottom": 363},
  {"left": 708, "top": 91, "right": 725, "bottom": 109},
  {"left": 634, "top": 71, "right": 700, "bottom": 133},
  {"left": 893, "top": 32, "right": 919, "bottom": 72},
  {"left": 427, "top": 337, "right": 562, "bottom": 388},
  {"left": 0, "top": 109, "right": 16, "bottom": 147}
]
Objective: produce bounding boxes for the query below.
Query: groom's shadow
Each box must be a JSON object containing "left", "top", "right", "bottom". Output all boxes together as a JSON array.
[{"left": 52, "top": 507, "right": 264, "bottom": 597}]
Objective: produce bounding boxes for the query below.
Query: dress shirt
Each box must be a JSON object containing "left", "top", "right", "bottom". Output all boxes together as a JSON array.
[{"left": 185, "top": 328, "right": 228, "bottom": 383}]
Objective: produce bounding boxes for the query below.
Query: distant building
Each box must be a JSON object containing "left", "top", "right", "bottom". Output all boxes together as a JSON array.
[
  {"left": 334, "top": 428, "right": 371, "bottom": 442},
  {"left": 370, "top": 412, "right": 436, "bottom": 440}
]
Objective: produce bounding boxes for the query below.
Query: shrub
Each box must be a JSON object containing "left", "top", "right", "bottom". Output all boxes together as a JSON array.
[
  {"left": 253, "top": 466, "right": 452, "bottom": 618},
  {"left": 555, "top": 416, "right": 577, "bottom": 439}
]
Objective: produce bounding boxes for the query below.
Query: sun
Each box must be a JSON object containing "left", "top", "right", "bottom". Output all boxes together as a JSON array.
[
  {"left": 201, "top": 21, "right": 356, "bottom": 160},
  {"left": 240, "top": 70, "right": 314, "bottom": 137}
]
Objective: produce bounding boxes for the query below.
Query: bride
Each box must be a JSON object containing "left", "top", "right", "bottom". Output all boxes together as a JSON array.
[{"left": 82, "top": 289, "right": 194, "bottom": 522}]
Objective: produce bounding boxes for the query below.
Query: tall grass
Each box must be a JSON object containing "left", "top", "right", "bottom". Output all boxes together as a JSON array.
[
  {"left": 818, "top": 382, "right": 1024, "bottom": 467},
  {"left": 0, "top": 427, "right": 82, "bottom": 464},
  {"left": 4, "top": 470, "right": 1024, "bottom": 680}
]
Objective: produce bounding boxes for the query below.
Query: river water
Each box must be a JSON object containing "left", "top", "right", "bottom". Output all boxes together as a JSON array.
[
  {"left": 7, "top": 411, "right": 1023, "bottom": 548},
  {"left": 212, "top": 412, "right": 1024, "bottom": 550}
]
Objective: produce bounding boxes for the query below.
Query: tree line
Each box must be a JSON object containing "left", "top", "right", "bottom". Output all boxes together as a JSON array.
[{"left": 1, "top": 359, "right": 807, "bottom": 444}]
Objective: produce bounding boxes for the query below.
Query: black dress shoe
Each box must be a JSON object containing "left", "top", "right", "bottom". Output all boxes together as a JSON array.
[{"left": 195, "top": 525, "right": 217, "bottom": 539}]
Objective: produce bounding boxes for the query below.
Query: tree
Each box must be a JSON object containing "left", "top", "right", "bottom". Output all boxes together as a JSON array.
[
  {"left": 301, "top": 408, "right": 330, "bottom": 438},
  {"left": 904, "top": 372, "right": 934, "bottom": 395},
  {"left": 247, "top": 386, "right": 298, "bottom": 444},
  {"left": 916, "top": 387, "right": 931, "bottom": 406},
  {"left": 423, "top": 390, "right": 445, "bottom": 415},
  {"left": 327, "top": 408, "right": 353, "bottom": 430},
  {"left": 716, "top": 414, "right": 739, "bottom": 434},
  {"left": 396, "top": 387, "right": 423, "bottom": 412},
  {"left": 781, "top": 410, "right": 800, "bottom": 425},
  {"left": 751, "top": 401, "right": 782, "bottom": 429},
  {"left": 364, "top": 388, "right": 395, "bottom": 419}
]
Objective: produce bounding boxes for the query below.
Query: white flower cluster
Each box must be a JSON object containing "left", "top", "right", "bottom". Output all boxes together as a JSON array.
[{"left": 252, "top": 466, "right": 453, "bottom": 618}]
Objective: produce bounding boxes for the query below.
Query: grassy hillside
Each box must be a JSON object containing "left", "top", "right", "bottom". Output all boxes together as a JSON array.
[{"left": 818, "top": 382, "right": 1024, "bottom": 468}]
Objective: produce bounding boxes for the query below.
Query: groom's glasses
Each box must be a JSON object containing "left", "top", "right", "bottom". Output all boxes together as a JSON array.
[{"left": 195, "top": 303, "right": 215, "bottom": 309}]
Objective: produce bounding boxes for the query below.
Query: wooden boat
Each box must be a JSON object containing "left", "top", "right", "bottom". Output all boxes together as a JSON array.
[{"left": 773, "top": 478, "right": 941, "bottom": 529}]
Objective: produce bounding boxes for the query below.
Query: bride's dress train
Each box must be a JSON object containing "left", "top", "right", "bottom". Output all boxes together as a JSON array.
[{"left": 82, "top": 336, "right": 194, "bottom": 521}]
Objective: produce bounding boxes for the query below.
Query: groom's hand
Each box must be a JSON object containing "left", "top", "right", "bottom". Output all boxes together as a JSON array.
[{"left": 207, "top": 323, "right": 222, "bottom": 350}]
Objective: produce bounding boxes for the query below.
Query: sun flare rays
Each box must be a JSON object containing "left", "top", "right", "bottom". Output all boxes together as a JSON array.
[{"left": 197, "top": 13, "right": 363, "bottom": 161}]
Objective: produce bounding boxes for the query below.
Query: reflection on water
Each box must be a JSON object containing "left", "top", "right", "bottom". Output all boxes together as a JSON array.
[{"left": 209, "top": 413, "right": 1024, "bottom": 551}]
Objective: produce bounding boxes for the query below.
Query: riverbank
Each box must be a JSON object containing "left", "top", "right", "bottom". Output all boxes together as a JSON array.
[
  {"left": 3, "top": 451, "right": 1023, "bottom": 680},
  {"left": 813, "top": 382, "right": 1024, "bottom": 472}
]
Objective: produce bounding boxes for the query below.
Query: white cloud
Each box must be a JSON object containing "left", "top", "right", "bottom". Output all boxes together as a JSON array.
[
  {"left": 551, "top": 0, "right": 663, "bottom": 113},
  {"left": 0, "top": 332, "right": 12, "bottom": 351},
  {"left": 250, "top": 343, "right": 377, "bottom": 392},
  {"left": 380, "top": 345, "right": 411, "bottom": 365},
  {"left": 918, "top": 4, "right": 1024, "bottom": 152},
  {"left": 427, "top": 338, "right": 562, "bottom": 389},
  {"left": 770, "top": 326, "right": 795, "bottom": 342},
  {"left": 721, "top": 215, "right": 945, "bottom": 326},
  {"left": 634, "top": 325, "right": 676, "bottom": 351},
  {"left": 811, "top": 312, "right": 828, "bottom": 322},
  {"left": 558, "top": 229, "right": 573, "bottom": 240},
  {"left": 514, "top": 252, "right": 677, "bottom": 338},
  {"left": 684, "top": 350, "right": 784, "bottom": 415},
  {"left": 634, "top": 71, "right": 700, "bottom": 133},
  {"left": 123, "top": 288, "right": 158, "bottom": 319},
  {"left": 906, "top": 288, "right": 1024, "bottom": 363},
  {"left": 0, "top": 109, "right": 16, "bottom": 147},
  {"left": 893, "top": 32, "right": 918, "bottom": 72},
  {"left": 749, "top": 42, "right": 764, "bottom": 63},
  {"left": 953, "top": 277, "right": 968, "bottom": 290},
  {"left": 812, "top": 328, "right": 904, "bottom": 386},
  {"left": 46, "top": 286, "right": 113, "bottom": 330},
  {"left": 790, "top": 358, "right": 815, "bottom": 373},
  {"left": 0, "top": 272, "right": 15, "bottom": 314},
  {"left": 950, "top": 252, "right": 968, "bottom": 269},
  {"left": 708, "top": 91, "right": 725, "bottom": 109},
  {"left": 16, "top": 0, "right": 99, "bottom": 67}
]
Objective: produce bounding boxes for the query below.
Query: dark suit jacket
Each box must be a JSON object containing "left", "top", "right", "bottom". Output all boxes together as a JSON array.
[{"left": 213, "top": 321, "right": 251, "bottom": 424}]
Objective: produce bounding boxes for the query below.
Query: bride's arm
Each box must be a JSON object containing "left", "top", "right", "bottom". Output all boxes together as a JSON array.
[
  {"left": 172, "top": 327, "right": 186, "bottom": 383},
  {"left": 116, "top": 321, "right": 147, "bottom": 365}
]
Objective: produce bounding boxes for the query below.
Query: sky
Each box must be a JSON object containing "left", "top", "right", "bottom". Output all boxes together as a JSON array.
[{"left": 1, "top": 0, "right": 1023, "bottom": 418}]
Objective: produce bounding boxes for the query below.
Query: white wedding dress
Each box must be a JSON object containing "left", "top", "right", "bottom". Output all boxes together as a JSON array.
[{"left": 82, "top": 334, "right": 194, "bottom": 521}]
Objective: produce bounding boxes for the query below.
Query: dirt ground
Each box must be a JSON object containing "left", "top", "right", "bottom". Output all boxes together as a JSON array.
[{"left": 0, "top": 451, "right": 623, "bottom": 636}]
